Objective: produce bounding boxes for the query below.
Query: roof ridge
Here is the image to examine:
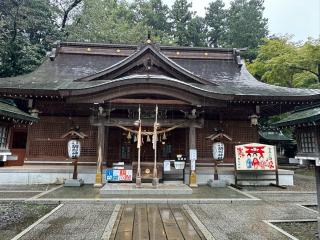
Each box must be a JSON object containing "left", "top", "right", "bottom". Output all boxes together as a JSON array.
[
  {"left": 58, "top": 41, "right": 236, "bottom": 52},
  {"left": 74, "top": 43, "right": 217, "bottom": 85}
]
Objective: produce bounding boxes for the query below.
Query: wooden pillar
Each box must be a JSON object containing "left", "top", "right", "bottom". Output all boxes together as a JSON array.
[
  {"left": 189, "top": 126, "right": 198, "bottom": 187},
  {"left": 94, "top": 123, "right": 105, "bottom": 187},
  {"left": 315, "top": 166, "right": 320, "bottom": 238}
]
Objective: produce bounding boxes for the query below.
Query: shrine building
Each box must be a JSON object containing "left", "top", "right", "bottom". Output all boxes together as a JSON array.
[{"left": 0, "top": 39, "right": 319, "bottom": 185}]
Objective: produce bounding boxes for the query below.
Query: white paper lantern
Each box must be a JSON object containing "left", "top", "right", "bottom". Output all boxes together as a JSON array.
[
  {"left": 68, "top": 139, "right": 81, "bottom": 158},
  {"left": 212, "top": 142, "right": 224, "bottom": 160}
]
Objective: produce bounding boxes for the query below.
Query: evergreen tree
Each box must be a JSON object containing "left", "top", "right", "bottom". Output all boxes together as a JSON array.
[
  {"left": 225, "top": 0, "right": 268, "bottom": 60},
  {"left": 0, "top": 0, "right": 60, "bottom": 77},
  {"left": 65, "top": 0, "right": 146, "bottom": 43},
  {"left": 205, "top": 0, "right": 227, "bottom": 47},
  {"left": 188, "top": 16, "right": 207, "bottom": 47},
  {"left": 170, "top": 0, "right": 193, "bottom": 46},
  {"left": 133, "top": 0, "right": 172, "bottom": 43}
]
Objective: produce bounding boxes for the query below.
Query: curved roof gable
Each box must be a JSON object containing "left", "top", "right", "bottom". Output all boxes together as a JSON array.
[{"left": 75, "top": 43, "right": 216, "bottom": 85}]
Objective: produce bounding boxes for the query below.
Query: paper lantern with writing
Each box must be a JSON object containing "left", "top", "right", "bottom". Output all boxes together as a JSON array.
[
  {"left": 212, "top": 142, "right": 225, "bottom": 160},
  {"left": 68, "top": 140, "right": 81, "bottom": 158}
]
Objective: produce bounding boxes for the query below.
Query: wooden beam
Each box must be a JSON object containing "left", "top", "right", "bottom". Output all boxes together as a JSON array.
[
  {"left": 90, "top": 116, "right": 203, "bottom": 128},
  {"left": 110, "top": 98, "right": 188, "bottom": 105}
]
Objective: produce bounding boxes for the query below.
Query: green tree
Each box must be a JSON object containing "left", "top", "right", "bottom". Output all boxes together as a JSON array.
[
  {"left": 133, "top": 0, "right": 172, "bottom": 43},
  {"left": 66, "top": 0, "right": 147, "bottom": 43},
  {"left": 205, "top": 0, "right": 227, "bottom": 47},
  {"left": 225, "top": 0, "right": 268, "bottom": 60},
  {"left": 187, "top": 16, "right": 207, "bottom": 47},
  {"left": 291, "top": 39, "right": 320, "bottom": 87},
  {"left": 0, "top": 0, "right": 60, "bottom": 77},
  {"left": 170, "top": 0, "right": 193, "bottom": 46},
  {"left": 247, "top": 37, "right": 320, "bottom": 88}
]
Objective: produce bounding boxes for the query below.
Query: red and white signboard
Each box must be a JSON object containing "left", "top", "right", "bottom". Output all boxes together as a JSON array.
[{"left": 235, "top": 143, "right": 277, "bottom": 171}]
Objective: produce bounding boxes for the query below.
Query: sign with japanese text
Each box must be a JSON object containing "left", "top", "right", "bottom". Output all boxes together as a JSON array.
[
  {"left": 67, "top": 140, "right": 81, "bottom": 158},
  {"left": 235, "top": 143, "right": 277, "bottom": 171},
  {"left": 212, "top": 142, "right": 225, "bottom": 160},
  {"left": 164, "top": 160, "right": 171, "bottom": 172},
  {"left": 189, "top": 149, "right": 197, "bottom": 161},
  {"left": 105, "top": 169, "right": 132, "bottom": 181}
]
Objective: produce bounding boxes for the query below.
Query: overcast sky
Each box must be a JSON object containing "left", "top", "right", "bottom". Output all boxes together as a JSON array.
[{"left": 163, "top": 0, "right": 320, "bottom": 42}]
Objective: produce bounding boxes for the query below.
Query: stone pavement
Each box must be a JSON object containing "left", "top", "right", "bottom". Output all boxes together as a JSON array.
[{"left": 2, "top": 180, "right": 319, "bottom": 240}]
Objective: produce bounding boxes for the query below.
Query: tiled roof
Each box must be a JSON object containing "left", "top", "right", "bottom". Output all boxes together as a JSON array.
[
  {"left": 274, "top": 104, "right": 320, "bottom": 127},
  {"left": 0, "top": 99, "right": 38, "bottom": 123},
  {"left": 0, "top": 41, "right": 319, "bottom": 101}
]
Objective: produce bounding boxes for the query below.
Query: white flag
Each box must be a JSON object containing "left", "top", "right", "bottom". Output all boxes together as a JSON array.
[{"left": 137, "top": 123, "right": 141, "bottom": 149}]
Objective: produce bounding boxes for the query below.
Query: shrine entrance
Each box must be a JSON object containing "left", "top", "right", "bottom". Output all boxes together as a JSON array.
[{"left": 105, "top": 126, "right": 187, "bottom": 182}]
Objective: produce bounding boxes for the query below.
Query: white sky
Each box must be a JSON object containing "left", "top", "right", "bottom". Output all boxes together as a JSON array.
[{"left": 163, "top": 0, "right": 320, "bottom": 42}]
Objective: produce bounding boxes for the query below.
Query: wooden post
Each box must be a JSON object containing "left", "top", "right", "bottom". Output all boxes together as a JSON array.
[
  {"left": 214, "top": 160, "right": 218, "bottom": 180},
  {"left": 189, "top": 126, "right": 198, "bottom": 187},
  {"left": 94, "top": 123, "right": 105, "bottom": 187},
  {"left": 136, "top": 106, "right": 142, "bottom": 188},
  {"left": 152, "top": 105, "right": 159, "bottom": 188},
  {"left": 315, "top": 166, "right": 320, "bottom": 238},
  {"left": 72, "top": 158, "right": 78, "bottom": 179}
]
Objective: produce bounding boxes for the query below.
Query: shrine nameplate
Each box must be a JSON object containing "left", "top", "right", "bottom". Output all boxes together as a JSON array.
[{"left": 235, "top": 143, "right": 276, "bottom": 171}]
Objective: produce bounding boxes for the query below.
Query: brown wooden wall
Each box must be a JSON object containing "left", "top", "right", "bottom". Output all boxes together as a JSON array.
[
  {"left": 26, "top": 116, "right": 97, "bottom": 162},
  {"left": 196, "top": 120, "right": 259, "bottom": 163},
  {"left": 25, "top": 117, "right": 258, "bottom": 164}
]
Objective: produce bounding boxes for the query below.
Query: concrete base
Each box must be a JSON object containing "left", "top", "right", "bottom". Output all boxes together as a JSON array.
[
  {"left": 64, "top": 179, "right": 84, "bottom": 187},
  {"left": 184, "top": 167, "right": 294, "bottom": 186},
  {"left": 0, "top": 165, "right": 294, "bottom": 186},
  {"left": 100, "top": 183, "right": 193, "bottom": 195},
  {"left": 207, "top": 179, "right": 228, "bottom": 188},
  {"left": 152, "top": 178, "right": 159, "bottom": 188}
]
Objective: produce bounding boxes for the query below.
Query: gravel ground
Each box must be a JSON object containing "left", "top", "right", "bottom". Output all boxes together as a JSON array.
[
  {"left": 189, "top": 202, "right": 318, "bottom": 240},
  {"left": 275, "top": 221, "right": 317, "bottom": 240},
  {"left": 0, "top": 185, "right": 56, "bottom": 191},
  {"left": 19, "top": 203, "right": 115, "bottom": 240},
  {"left": 0, "top": 203, "right": 56, "bottom": 240},
  {"left": 242, "top": 174, "right": 316, "bottom": 192}
]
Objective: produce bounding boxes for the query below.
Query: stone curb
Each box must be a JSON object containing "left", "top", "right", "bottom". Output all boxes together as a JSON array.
[
  {"left": 263, "top": 220, "right": 299, "bottom": 240},
  {"left": 183, "top": 204, "right": 215, "bottom": 240},
  {"left": 11, "top": 204, "right": 64, "bottom": 240},
  {"left": 24, "top": 198, "right": 260, "bottom": 204},
  {"left": 101, "top": 204, "right": 121, "bottom": 240},
  {"left": 295, "top": 203, "right": 318, "bottom": 214},
  {"left": 27, "top": 185, "right": 63, "bottom": 200},
  {"left": 227, "top": 186, "right": 260, "bottom": 200}
]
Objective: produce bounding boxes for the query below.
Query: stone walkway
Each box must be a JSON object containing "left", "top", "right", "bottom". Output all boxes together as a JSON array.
[{"left": 1, "top": 177, "right": 319, "bottom": 240}]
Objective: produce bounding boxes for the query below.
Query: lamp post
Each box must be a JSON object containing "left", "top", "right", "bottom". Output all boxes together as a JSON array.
[
  {"left": 62, "top": 127, "right": 87, "bottom": 187},
  {"left": 207, "top": 129, "right": 232, "bottom": 182}
]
